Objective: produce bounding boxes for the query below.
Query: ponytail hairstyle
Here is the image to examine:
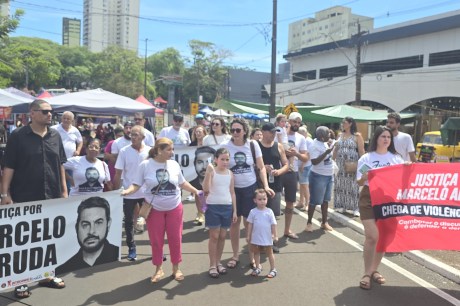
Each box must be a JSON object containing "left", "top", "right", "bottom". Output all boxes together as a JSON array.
[{"left": 148, "top": 137, "right": 173, "bottom": 159}]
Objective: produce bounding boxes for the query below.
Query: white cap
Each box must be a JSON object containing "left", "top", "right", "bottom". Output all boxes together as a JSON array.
[{"left": 288, "top": 112, "right": 302, "bottom": 121}]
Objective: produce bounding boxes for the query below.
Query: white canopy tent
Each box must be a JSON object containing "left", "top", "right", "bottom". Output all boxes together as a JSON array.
[
  {"left": 0, "top": 88, "right": 33, "bottom": 107},
  {"left": 43, "top": 88, "right": 156, "bottom": 116},
  {"left": 211, "top": 109, "right": 232, "bottom": 117}
]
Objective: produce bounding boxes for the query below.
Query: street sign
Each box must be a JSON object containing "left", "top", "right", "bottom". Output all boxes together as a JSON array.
[
  {"left": 190, "top": 102, "right": 199, "bottom": 116},
  {"left": 283, "top": 103, "right": 298, "bottom": 117}
]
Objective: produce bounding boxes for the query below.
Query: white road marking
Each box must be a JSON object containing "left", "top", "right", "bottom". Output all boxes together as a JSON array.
[{"left": 282, "top": 202, "right": 460, "bottom": 306}]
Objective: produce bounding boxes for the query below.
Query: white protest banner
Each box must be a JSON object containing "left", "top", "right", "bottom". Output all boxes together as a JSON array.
[{"left": 0, "top": 191, "right": 122, "bottom": 291}]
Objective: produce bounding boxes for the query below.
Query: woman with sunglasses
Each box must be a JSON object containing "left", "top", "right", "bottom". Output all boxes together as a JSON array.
[
  {"left": 221, "top": 118, "right": 275, "bottom": 269},
  {"left": 357, "top": 126, "right": 404, "bottom": 290},
  {"left": 64, "top": 138, "right": 112, "bottom": 196},
  {"left": 203, "top": 117, "right": 231, "bottom": 146}
]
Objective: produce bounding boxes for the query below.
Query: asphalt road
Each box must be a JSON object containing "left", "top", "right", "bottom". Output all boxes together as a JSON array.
[{"left": 1, "top": 197, "right": 459, "bottom": 306}]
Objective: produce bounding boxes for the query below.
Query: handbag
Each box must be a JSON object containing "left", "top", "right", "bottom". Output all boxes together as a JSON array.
[
  {"left": 344, "top": 154, "right": 358, "bottom": 174},
  {"left": 138, "top": 162, "right": 167, "bottom": 219},
  {"left": 250, "top": 140, "right": 264, "bottom": 188}
]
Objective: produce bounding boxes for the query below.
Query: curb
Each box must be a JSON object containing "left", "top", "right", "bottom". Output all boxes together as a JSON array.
[{"left": 326, "top": 209, "right": 460, "bottom": 284}]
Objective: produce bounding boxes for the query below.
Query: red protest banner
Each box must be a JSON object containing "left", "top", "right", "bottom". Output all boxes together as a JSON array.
[{"left": 368, "top": 163, "right": 460, "bottom": 252}]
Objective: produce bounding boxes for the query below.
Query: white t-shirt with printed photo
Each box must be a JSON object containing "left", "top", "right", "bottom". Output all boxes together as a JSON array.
[
  {"left": 134, "top": 159, "right": 185, "bottom": 211},
  {"left": 310, "top": 139, "right": 334, "bottom": 176},
  {"left": 115, "top": 145, "right": 151, "bottom": 199},
  {"left": 305, "top": 137, "right": 314, "bottom": 167},
  {"left": 287, "top": 132, "right": 307, "bottom": 172},
  {"left": 159, "top": 126, "right": 191, "bottom": 147},
  {"left": 222, "top": 139, "right": 261, "bottom": 188},
  {"left": 64, "top": 156, "right": 110, "bottom": 196},
  {"left": 357, "top": 151, "right": 405, "bottom": 186},
  {"left": 247, "top": 207, "right": 277, "bottom": 246}
]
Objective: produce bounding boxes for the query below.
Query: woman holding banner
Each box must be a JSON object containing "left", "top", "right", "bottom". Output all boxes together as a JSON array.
[
  {"left": 221, "top": 118, "right": 274, "bottom": 269},
  {"left": 122, "top": 138, "right": 199, "bottom": 283},
  {"left": 356, "top": 126, "right": 404, "bottom": 290}
]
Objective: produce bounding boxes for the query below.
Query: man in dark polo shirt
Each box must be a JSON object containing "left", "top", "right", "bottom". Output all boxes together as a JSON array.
[
  {"left": 1, "top": 99, "right": 68, "bottom": 298},
  {"left": 56, "top": 196, "right": 119, "bottom": 275}
]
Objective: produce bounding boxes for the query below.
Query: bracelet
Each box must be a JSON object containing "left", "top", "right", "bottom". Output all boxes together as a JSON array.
[{"left": 1, "top": 193, "right": 8, "bottom": 198}]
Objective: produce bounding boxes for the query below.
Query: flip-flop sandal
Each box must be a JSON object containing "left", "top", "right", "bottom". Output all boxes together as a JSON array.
[
  {"left": 359, "top": 275, "right": 372, "bottom": 290},
  {"left": 372, "top": 271, "right": 386, "bottom": 284},
  {"left": 14, "top": 285, "right": 31, "bottom": 299},
  {"left": 217, "top": 264, "right": 227, "bottom": 275},
  {"left": 226, "top": 258, "right": 239, "bottom": 269},
  {"left": 151, "top": 270, "right": 165, "bottom": 283},
  {"left": 38, "top": 277, "right": 65, "bottom": 289},
  {"left": 283, "top": 232, "right": 299, "bottom": 239},
  {"left": 267, "top": 269, "right": 277, "bottom": 279},
  {"left": 209, "top": 267, "right": 219, "bottom": 278},
  {"left": 250, "top": 268, "right": 261, "bottom": 277},
  {"left": 172, "top": 270, "right": 184, "bottom": 281}
]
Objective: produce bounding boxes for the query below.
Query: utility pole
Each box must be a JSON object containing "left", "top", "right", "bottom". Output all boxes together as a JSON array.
[
  {"left": 354, "top": 22, "right": 363, "bottom": 106},
  {"left": 144, "top": 38, "right": 148, "bottom": 98},
  {"left": 269, "top": 0, "right": 277, "bottom": 119}
]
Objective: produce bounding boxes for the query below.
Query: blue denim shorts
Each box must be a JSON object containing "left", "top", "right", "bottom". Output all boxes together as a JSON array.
[
  {"left": 298, "top": 165, "right": 312, "bottom": 185},
  {"left": 309, "top": 171, "right": 333, "bottom": 205},
  {"left": 235, "top": 183, "right": 257, "bottom": 218},
  {"left": 205, "top": 204, "right": 233, "bottom": 229}
]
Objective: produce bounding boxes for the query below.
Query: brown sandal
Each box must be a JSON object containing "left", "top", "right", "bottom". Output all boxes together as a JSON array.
[
  {"left": 151, "top": 270, "right": 165, "bottom": 283},
  {"left": 371, "top": 271, "right": 386, "bottom": 284},
  {"left": 359, "top": 275, "right": 371, "bottom": 290}
]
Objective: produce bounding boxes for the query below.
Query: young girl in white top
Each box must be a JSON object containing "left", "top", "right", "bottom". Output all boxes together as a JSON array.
[
  {"left": 202, "top": 148, "right": 237, "bottom": 278},
  {"left": 246, "top": 189, "right": 278, "bottom": 278}
]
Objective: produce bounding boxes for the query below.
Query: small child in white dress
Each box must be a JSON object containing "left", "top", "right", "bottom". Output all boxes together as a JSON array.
[{"left": 246, "top": 189, "right": 278, "bottom": 278}]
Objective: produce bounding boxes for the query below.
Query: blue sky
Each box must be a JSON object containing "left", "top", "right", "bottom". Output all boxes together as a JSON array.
[{"left": 9, "top": 0, "right": 460, "bottom": 72}]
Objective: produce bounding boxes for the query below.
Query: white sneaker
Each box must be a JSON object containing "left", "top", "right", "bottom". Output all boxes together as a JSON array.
[
  {"left": 353, "top": 210, "right": 361, "bottom": 217},
  {"left": 135, "top": 217, "right": 145, "bottom": 232},
  {"left": 335, "top": 208, "right": 344, "bottom": 213},
  {"left": 185, "top": 195, "right": 194, "bottom": 201}
]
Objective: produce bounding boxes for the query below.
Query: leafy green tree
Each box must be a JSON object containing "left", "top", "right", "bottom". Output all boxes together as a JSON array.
[
  {"left": 91, "top": 46, "right": 152, "bottom": 98},
  {"left": 182, "top": 40, "right": 232, "bottom": 107},
  {"left": 57, "top": 46, "right": 94, "bottom": 90},
  {"left": 0, "top": 1, "right": 24, "bottom": 86},
  {"left": 147, "top": 47, "right": 184, "bottom": 100},
  {"left": 1, "top": 37, "right": 62, "bottom": 91}
]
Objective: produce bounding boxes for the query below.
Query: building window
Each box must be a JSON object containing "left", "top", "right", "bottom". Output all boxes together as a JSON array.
[
  {"left": 429, "top": 49, "right": 460, "bottom": 66},
  {"left": 293, "top": 70, "right": 316, "bottom": 82},
  {"left": 361, "top": 55, "right": 424, "bottom": 74},
  {"left": 319, "top": 65, "right": 348, "bottom": 79}
]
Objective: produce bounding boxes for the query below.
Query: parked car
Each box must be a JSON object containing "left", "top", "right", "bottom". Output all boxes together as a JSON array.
[{"left": 416, "top": 131, "right": 460, "bottom": 162}]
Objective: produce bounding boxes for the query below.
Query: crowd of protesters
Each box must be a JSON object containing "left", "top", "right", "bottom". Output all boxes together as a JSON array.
[{"left": 0, "top": 100, "right": 417, "bottom": 299}]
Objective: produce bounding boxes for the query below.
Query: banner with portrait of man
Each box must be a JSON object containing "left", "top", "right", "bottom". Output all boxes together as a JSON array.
[{"left": 0, "top": 192, "right": 122, "bottom": 291}]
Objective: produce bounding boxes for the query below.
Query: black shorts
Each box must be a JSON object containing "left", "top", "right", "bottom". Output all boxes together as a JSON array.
[
  {"left": 235, "top": 183, "right": 258, "bottom": 218},
  {"left": 282, "top": 171, "right": 298, "bottom": 203}
]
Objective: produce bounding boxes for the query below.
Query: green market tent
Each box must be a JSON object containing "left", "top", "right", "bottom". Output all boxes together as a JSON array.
[{"left": 207, "top": 99, "right": 415, "bottom": 123}]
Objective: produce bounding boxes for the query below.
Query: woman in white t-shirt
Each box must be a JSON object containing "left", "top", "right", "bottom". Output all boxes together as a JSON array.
[
  {"left": 203, "top": 117, "right": 231, "bottom": 146},
  {"left": 122, "top": 138, "right": 199, "bottom": 283},
  {"left": 64, "top": 138, "right": 111, "bottom": 196},
  {"left": 221, "top": 118, "right": 275, "bottom": 270},
  {"left": 356, "top": 126, "right": 404, "bottom": 290}
]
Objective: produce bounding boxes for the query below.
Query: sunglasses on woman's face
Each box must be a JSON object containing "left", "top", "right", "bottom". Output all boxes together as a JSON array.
[
  {"left": 230, "top": 128, "right": 242, "bottom": 134},
  {"left": 212, "top": 122, "right": 220, "bottom": 126}
]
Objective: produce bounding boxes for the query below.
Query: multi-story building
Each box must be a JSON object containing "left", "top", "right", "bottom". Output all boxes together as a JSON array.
[
  {"left": 0, "top": 0, "right": 10, "bottom": 17},
  {"left": 83, "top": 0, "right": 139, "bottom": 53},
  {"left": 62, "top": 17, "right": 81, "bottom": 47},
  {"left": 273, "top": 8, "right": 460, "bottom": 115},
  {"left": 288, "top": 6, "right": 373, "bottom": 52}
]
